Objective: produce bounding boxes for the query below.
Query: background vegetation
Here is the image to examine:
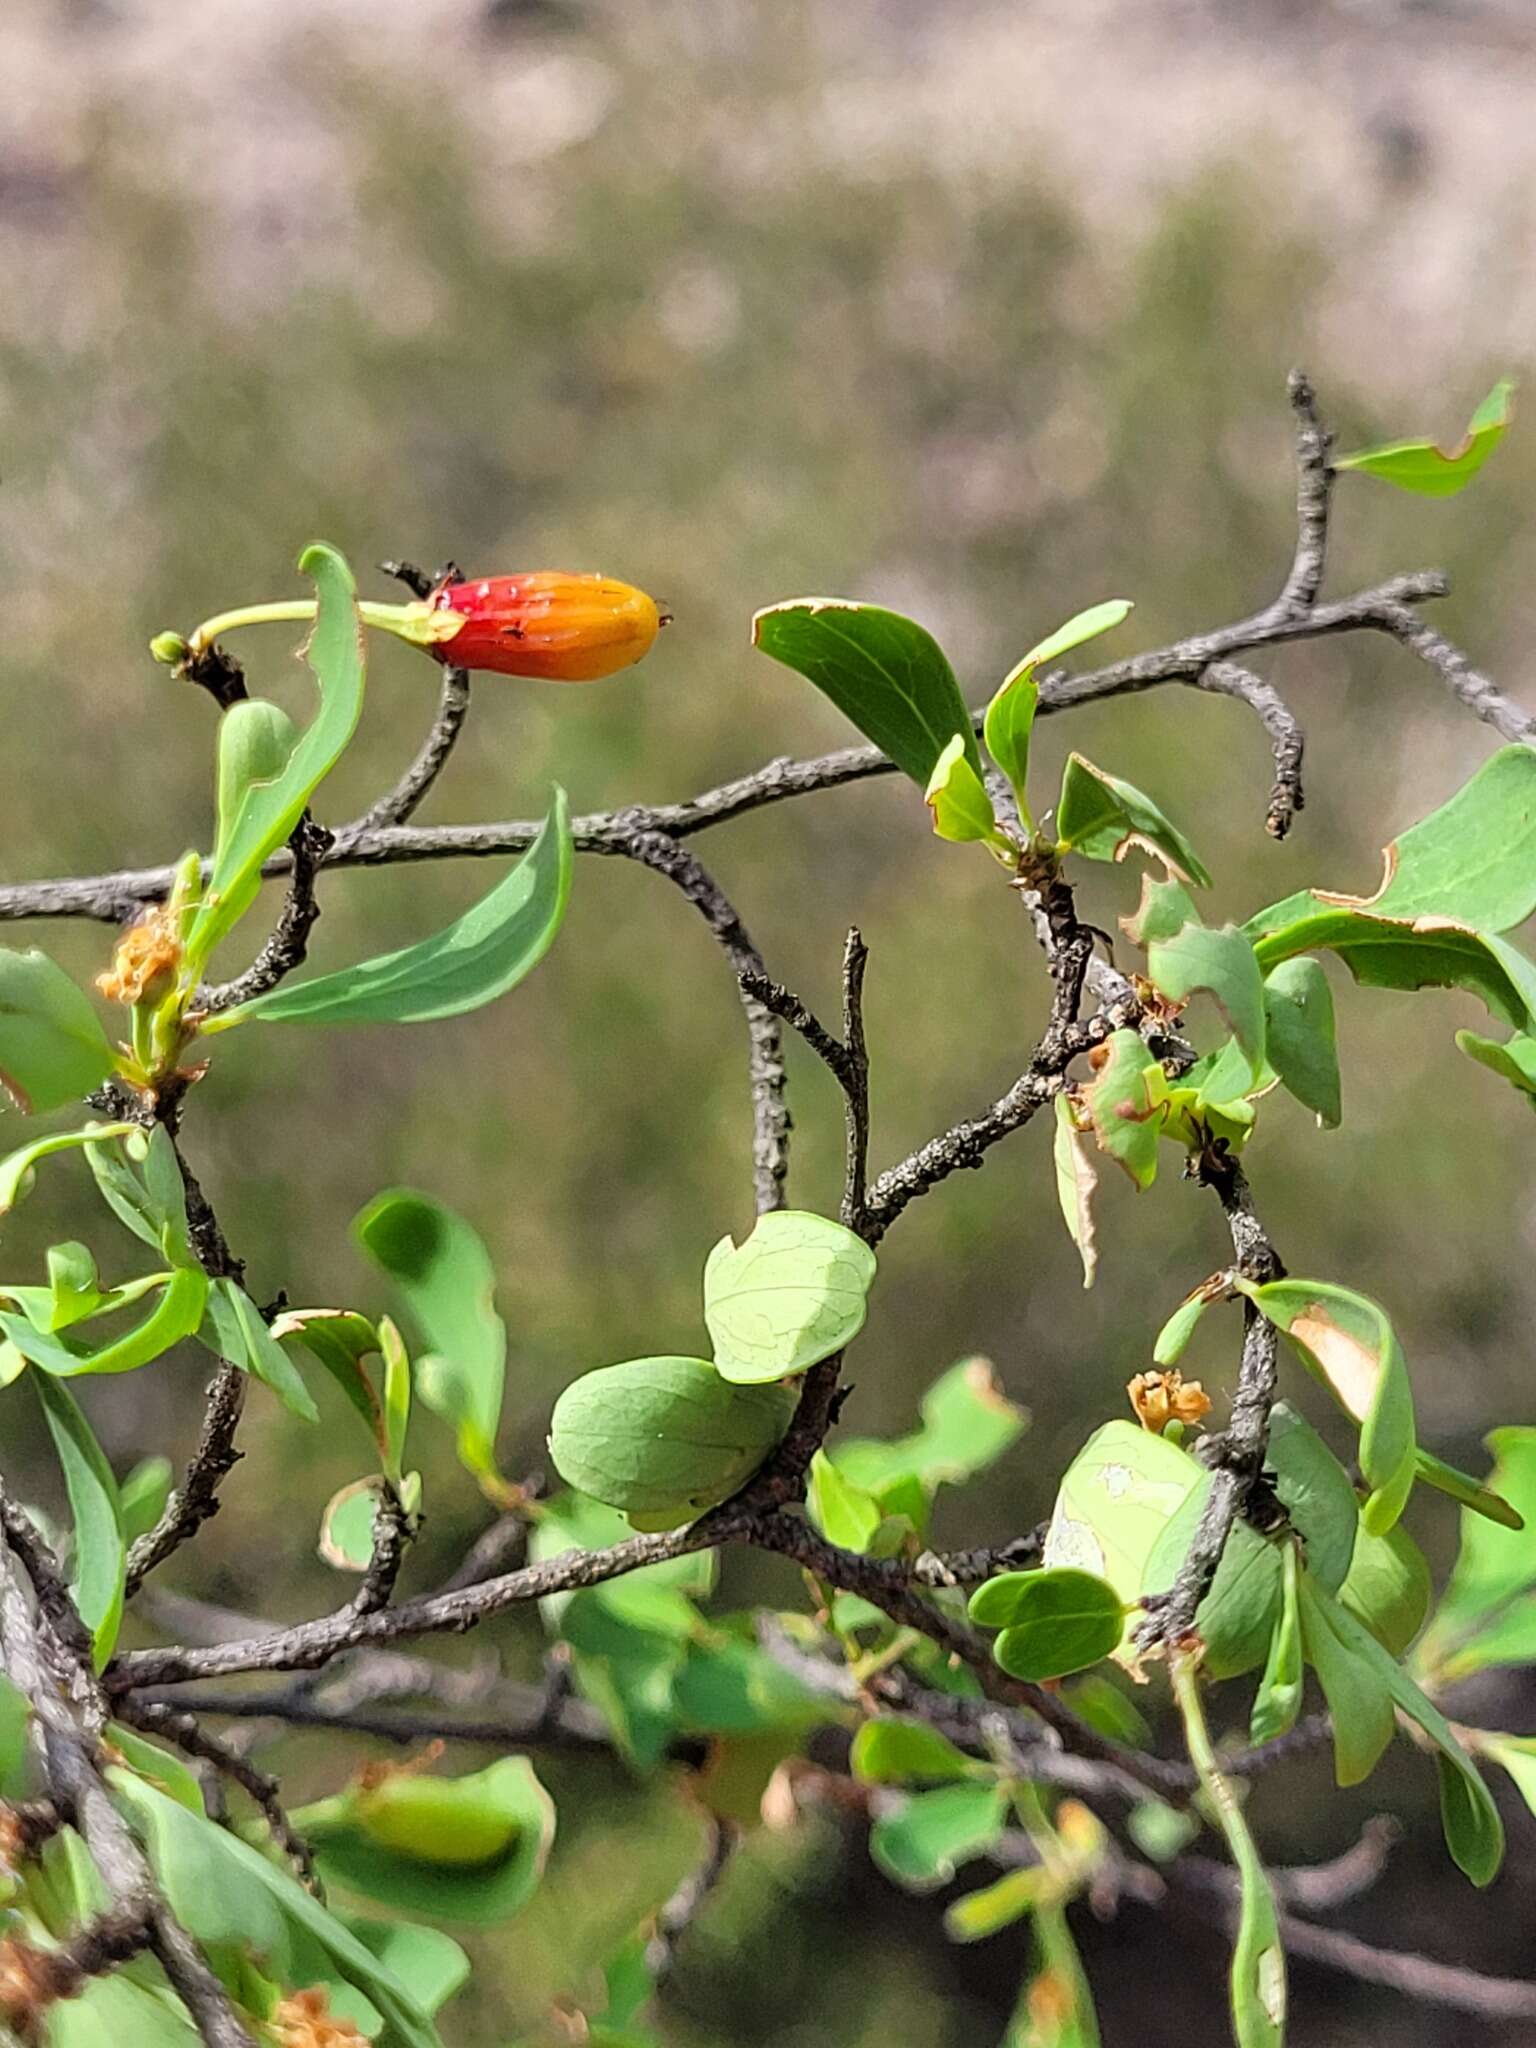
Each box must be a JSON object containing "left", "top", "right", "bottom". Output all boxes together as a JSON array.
[{"left": 3, "top": 3, "right": 1534, "bottom": 2039}]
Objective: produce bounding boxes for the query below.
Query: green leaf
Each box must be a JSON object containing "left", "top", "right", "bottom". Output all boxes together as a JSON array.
[
  {"left": 105, "top": 1722, "right": 205, "bottom": 1814},
  {"left": 109, "top": 1772, "right": 444, "bottom": 2048},
  {"left": 1338, "top": 1516, "right": 1431, "bottom": 1658},
  {"left": 344, "top": 1918, "right": 470, "bottom": 2019},
  {"left": 34, "top": 1376, "right": 124, "bottom": 1668},
  {"left": 1456, "top": 1027, "right": 1536, "bottom": 1107},
  {"left": 868, "top": 1781, "right": 1008, "bottom": 1891},
  {"left": 271, "top": 1308, "right": 385, "bottom": 1450},
  {"left": 297, "top": 1757, "right": 555, "bottom": 1926},
  {"left": 1052, "top": 1096, "right": 1099, "bottom": 1289},
  {"left": 1297, "top": 1571, "right": 1395, "bottom": 1786},
  {"left": 548, "top": 1357, "right": 795, "bottom": 1525},
  {"left": 186, "top": 542, "right": 367, "bottom": 970},
  {"left": 202, "top": 1276, "right": 318, "bottom": 1421},
  {"left": 0, "top": 1123, "right": 136, "bottom": 1219},
  {"left": 983, "top": 600, "right": 1132, "bottom": 812},
  {"left": 1479, "top": 1736, "right": 1536, "bottom": 1827},
  {"left": 1004, "top": 1908, "right": 1101, "bottom": 2047},
  {"left": 807, "top": 1449, "right": 883, "bottom": 1553},
  {"left": 1263, "top": 1402, "right": 1360, "bottom": 1596},
  {"left": 1305, "top": 1582, "right": 1503, "bottom": 1885},
  {"left": 1418, "top": 1427, "right": 1536, "bottom": 1681},
  {"left": 851, "top": 1716, "right": 978, "bottom": 1785},
  {"left": 319, "top": 1474, "right": 420, "bottom": 1572},
  {"left": 214, "top": 792, "right": 573, "bottom": 1030},
  {"left": 1082, "top": 1030, "right": 1166, "bottom": 1190},
  {"left": 214, "top": 698, "right": 299, "bottom": 870},
  {"left": 1238, "top": 1280, "right": 1416, "bottom": 1534},
  {"left": 983, "top": 670, "right": 1039, "bottom": 808},
  {"left": 671, "top": 1636, "right": 825, "bottom": 1737},
  {"left": 1146, "top": 920, "right": 1266, "bottom": 1088},
  {"left": 751, "top": 598, "right": 980, "bottom": 787},
  {"left": 924, "top": 734, "right": 1001, "bottom": 845},
  {"left": 1171, "top": 1655, "right": 1286, "bottom": 2048},
  {"left": 1055, "top": 755, "right": 1211, "bottom": 887},
  {"left": 971, "top": 1569, "right": 1124, "bottom": 1683},
  {"left": 944, "top": 1865, "right": 1052, "bottom": 1943},
  {"left": 1251, "top": 907, "right": 1536, "bottom": 1036},
  {"left": 380, "top": 1315, "right": 411, "bottom": 1489},
  {"left": 1335, "top": 379, "right": 1515, "bottom": 497},
  {"left": 1152, "top": 1288, "right": 1215, "bottom": 1367},
  {"left": 354, "top": 1189, "right": 505, "bottom": 1485},
  {"left": 1262, "top": 958, "right": 1341, "bottom": 1126},
  {"left": 84, "top": 1126, "right": 190, "bottom": 1263},
  {"left": 704, "top": 1209, "right": 877, "bottom": 1384},
  {"left": 529, "top": 1491, "right": 714, "bottom": 1634},
  {"left": 44, "top": 1974, "right": 202, "bottom": 2047},
  {"left": 834, "top": 1357, "right": 1026, "bottom": 1497},
  {"left": 0, "top": 951, "right": 118, "bottom": 1115},
  {"left": 0, "top": 1266, "right": 207, "bottom": 1380},
  {"left": 1248, "top": 1541, "right": 1303, "bottom": 1746}
]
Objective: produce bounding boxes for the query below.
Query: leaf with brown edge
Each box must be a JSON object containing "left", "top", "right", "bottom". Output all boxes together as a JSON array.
[
  {"left": 1335, "top": 378, "right": 1514, "bottom": 498},
  {"left": 1235, "top": 1279, "right": 1416, "bottom": 1535}
]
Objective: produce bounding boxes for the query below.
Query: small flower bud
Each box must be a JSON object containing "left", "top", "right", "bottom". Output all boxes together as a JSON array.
[
  {"left": 427, "top": 570, "right": 663, "bottom": 681},
  {"left": 149, "top": 631, "right": 190, "bottom": 666}
]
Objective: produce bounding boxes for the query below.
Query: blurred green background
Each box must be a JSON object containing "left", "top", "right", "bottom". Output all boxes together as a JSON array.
[{"left": 4, "top": 1, "right": 1536, "bottom": 2041}]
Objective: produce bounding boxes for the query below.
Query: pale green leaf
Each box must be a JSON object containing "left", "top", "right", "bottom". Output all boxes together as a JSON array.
[{"left": 704, "top": 1209, "right": 877, "bottom": 1384}]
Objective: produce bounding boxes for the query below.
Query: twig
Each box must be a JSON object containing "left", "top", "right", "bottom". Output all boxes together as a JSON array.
[
  {"left": 196, "top": 812, "right": 335, "bottom": 1015},
  {"left": 1273, "top": 1914, "right": 1536, "bottom": 2019},
  {"left": 117, "top": 1699, "right": 323, "bottom": 1898},
  {"left": 1192, "top": 662, "right": 1305, "bottom": 838},
  {"left": 612, "top": 829, "right": 789, "bottom": 1214},
  {"left": 840, "top": 928, "right": 871, "bottom": 1232},
  {"left": 1373, "top": 598, "right": 1536, "bottom": 746},
  {"left": 125, "top": 1365, "right": 247, "bottom": 1599},
  {"left": 1276, "top": 367, "right": 1333, "bottom": 617},
  {"left": 645, "top": 1818, "right": 737, "bottom": 1987},
  {"left": 353, "top": 665, "right": 473, "bottom": 831},
  {"left": 1139, "top": 1152, "right": 1284, "bottom": 1649},
  {"left": 1, "top": 567, "right": 1500, "bottom": 930}
]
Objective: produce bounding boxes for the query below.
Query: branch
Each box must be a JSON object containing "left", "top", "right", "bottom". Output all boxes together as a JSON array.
[
  {"left": 612, "top": 828, "right": 789, "bottom": 1214},
  {"left": 1191, "top": 662, "right": 1305, "bottom": 839},
  {"left": 352, "top": 664, "right": 473, "bottom": 831},
  {"left": 2, "top": 563, "right": 1506, "bottom": 932},
  {"left": 1276, "top": 367, "right": 1333, "bottom": 617},
  {"left": 1139, "top": 1153, "right": 1285, "bottom": 1649},
  {"left": 196, "top": 812, "right": 334, "bottom": 1015},
  {"left": 117, "top": 1699, "right": 323, "bottom": 1897}
]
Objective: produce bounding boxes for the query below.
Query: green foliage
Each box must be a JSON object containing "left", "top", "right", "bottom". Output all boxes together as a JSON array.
[
  {"left": 1055, "top": 755, "right": 1211, "bottom": 886},
  {"left": 970, "top": 1567, "right": 1125, "bottom": 1683},
  {"left": 1335, "top": 379, "right": 1514, "bottom": 496},
  {"left": 1417, "top": 1427, "right": 1536, "bottom": 1682},
  {"left": 1145, "top": 916, "right": 1266, "bottom": 1090},
  {"left": 295, "top": 1758, "right": 556, "bottom": 1925},
  {"left": 185, "top": 542, "right": 366, "bottom": 971},
  {"left": 704, "top": 1209, "right": 877, "bottom": 1384},
  {"left": 1260, "top": 958, "right": 1341, "bottom": 1126},
  {"left": 213, "top": 791, "right": 573, "bottom": 1030},
  {"left": 354, "top": 1189, "right": 506, "bottom": 1490},
  {"left": 869, "top": 1781, "right": 1009, "bottom": 1891},
  {"left": 751, "top": 599, "right": 980, "bottom": 787},
  {"left": 0, "top": 951, "right": 118, "bottom": 1113},
  {"left": 110, "top": 1772, "right": 445, "bottom": 2046},
  {"left": 1235, "top": 1279, "right": 1416, "bottom": 1533},
  {"left": 548, "top": 1356, "right": 796, "bottom": 1526},
  {"left": 1172, "top": 1655, "right": 1285, "bottom": 2048},
  {"left": 34, "top": 1375, "right": 125, "bottom": 1667},
  {"left": 924, "top": 735, "right": 1003, "bottom": 848},
  {"left": 851, "top": 1717, "right": 979, "bottom": 1785}
]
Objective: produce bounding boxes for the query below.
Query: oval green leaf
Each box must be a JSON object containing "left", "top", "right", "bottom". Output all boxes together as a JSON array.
[{"left": 704, "top": 1209, "right": 876, "bottom": 1384}]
